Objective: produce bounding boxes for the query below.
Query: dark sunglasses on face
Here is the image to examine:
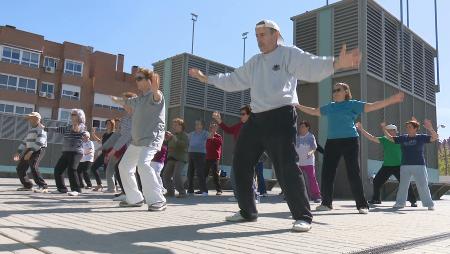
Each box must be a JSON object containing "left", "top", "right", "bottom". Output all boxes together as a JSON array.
[
  {"left": 332, "top": 88, "right": 343, "bottom": 93},
  {"left": 135, "top": 76, "right": 146, "bottom": 82}
]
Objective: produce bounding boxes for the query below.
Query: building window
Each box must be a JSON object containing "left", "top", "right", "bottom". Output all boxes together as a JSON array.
[
  {"left": 44, "top": 57, "right": 57, "bottom": 68},
  {"left": 0, "top": 100, "right": 34, "bottom": 115},
  {"left": 62, "top": 90, "right": 80, "bottom": 100},
  {"left": 61, "top": 84, "right": 80, "bottom": 101},
  {"left": 18, "top": 78, "right": 36, "bottom": 93},
  {"left": 0, "top": 73, "right": 36, "bottom": 94},
  {"left": 64, "top": 59, "right": 83, "bottom": 76},
  {"left": 1, "top": 47, "right": 20, "bottom": 64},
  {"left": 21, "top": 51, "right": 40, "bottom": 68},
  {"left": 1, "top": 46, "right": 40, "bottom": 68},
  {"left": 93, "top": 93, "right": 124, "bottom": 111},
  {"left": 40, "top": 82, "right": 55, "bottom": 97},
  {"left": 92, "top": 118, "right": 107, "bottom": 132},
  {"left": 58, "top": 108, "right": 72, "bottom": 123}
]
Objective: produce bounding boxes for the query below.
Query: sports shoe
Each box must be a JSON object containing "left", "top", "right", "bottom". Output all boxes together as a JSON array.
[
  {"left": 113, "top": 194, "right": 126, "bottom": 201},
  {"left": 368, "top": 200, "right": 381, "bottom": 205},
  {"left": 51, "top": 189, "right": 68, "bottom": 194},
  {"left": 16, "top": 187, "right": 32, "bottom": 191},
  {"left": 33, "top": 187, "right": 48, "bottom": 193},
  {"left": 67, "top": 191, "right": 80, "bottom": 196},
  {"left": 119, "top": 200, "right": 144, "bottom": 207},
  {"left": 292, "top": 220, "right": 312, "bottom": 232},
  {"left": 393, "top": 204, "right": 405, "bottom": 209},
  {"left": 216, "top": 191, "right": 223, "bottom": 196},
  {"left": 148, "top": 201, "right": 167, "bottom": 212},
  {"left": 114, "top": 192, "right": 125, "bottom": 198},
  {"left": 358, "top": 208, "right": 369, "bottom": 214},
  {"left": 194, "top": 191, "right": 203, "bottom": 195},
  {"left": 225, "top": 212, "right": 256, "bottom": 222},
  {"left": 315, "top": 205, "right": 332, "bottom": 211},
  {"left": 410, "top": 202, "right": 418, "bottom": 207}
]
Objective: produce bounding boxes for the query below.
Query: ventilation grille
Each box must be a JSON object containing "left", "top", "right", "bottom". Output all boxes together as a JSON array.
[
  {"left": 153, "top": 63, "right": 164, "bottom": 93},
  {"left": 295, "top": 15, "right": 317, "bottom": 55},
  {"left": 186, "top": 57, "right": 206, "bottom": 108},
  {"left": 243, "top": 89, "right": 251, "bottom": 107},
  {"left": 413, "top": 39, "right": 425, "bottom": 98},
  {"left": 206, "top": 63, "right": 225, "bottom": 111},
  {"left": 401, "top": 31, "right": 413, "bottom": 92},
  {"left": 424, "top": 47, "right": 436, "bottom": 103},
  {"left": 170, "top": 57, "right": 183, "bottom": 106},
  {"left": 334, "top": 1, "right": 359, "bottom": 56},
  {"left": 367, "top": 3, "right": 383, "bottom": 78},
  {"left": 384, "top": 16, "right": 399, "bottom": 85}
]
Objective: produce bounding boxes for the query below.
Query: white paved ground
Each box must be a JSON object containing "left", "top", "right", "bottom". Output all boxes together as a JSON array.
[{"left": 0, "top": 178, "right": 449, "bottom": 254}]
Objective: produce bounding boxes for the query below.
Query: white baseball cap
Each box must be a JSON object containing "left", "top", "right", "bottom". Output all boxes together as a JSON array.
[
  {"left": 385, "top": 124, "right": 397, "bottom": 131},
  {"left": 255, "top": 20, "right": 284, "bottom": 44}
]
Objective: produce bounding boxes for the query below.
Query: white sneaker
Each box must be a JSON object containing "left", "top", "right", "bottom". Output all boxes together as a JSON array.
[
  {"left": 225, "top": 212, "right": 256, "bottom": 222},
  {"left": 67, "top": 191, "right": 79, "bottom": 196},
  {"left": 292, "top": 220, "right": 312, "bottom": 232},
  {"left": 33, "top": 187, "right": 49, "bottom": 193},
  {"left": 358, "top": 208, "right": 369, "bottom": 214},
  {"left": 315, "top": 205, "right": 332, "bottom": 211},
  {"left": 113, "top": 194, "right": 126, "bottom": 201}
]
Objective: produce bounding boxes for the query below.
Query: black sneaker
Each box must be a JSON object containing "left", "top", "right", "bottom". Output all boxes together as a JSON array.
[
  {"left": 114, "top": 192, "right": 125, "bottom": 197},
  {"left": 410, "top": 202, "right": 418, "bottom": 207},
  {"left": 194, "top": 191, "right": 203, "bottom": 195}
]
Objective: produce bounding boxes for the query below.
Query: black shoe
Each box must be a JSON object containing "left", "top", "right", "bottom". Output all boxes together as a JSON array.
[
  {"left": 410, "top": 202, "right": 418, "bottom": 207},
  {"left": 194, "top": 191, "right": 203, "bottom": 195},
  {"left": 114, "top": 192, "right": 124, "bottom": 197},
  {"left": 368, "top": 200, "right": 381, "bottom": 205}
]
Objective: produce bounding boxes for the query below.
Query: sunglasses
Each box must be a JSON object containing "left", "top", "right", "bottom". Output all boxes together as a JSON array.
[
  {"left": 332, "top": 88, "right": 343, "bottom": 93},
  {"left": 135, "top": 76, "right": 147, "bottom": 82}
]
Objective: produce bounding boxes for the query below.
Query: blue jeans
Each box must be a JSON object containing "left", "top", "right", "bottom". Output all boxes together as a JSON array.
[{"left": 255, "top": 161, "right": 267, "bottom": 194}]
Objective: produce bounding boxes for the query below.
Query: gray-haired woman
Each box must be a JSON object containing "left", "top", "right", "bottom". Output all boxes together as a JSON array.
[{"left": 46, "top": 109, "right": 86, "bottom": 196}]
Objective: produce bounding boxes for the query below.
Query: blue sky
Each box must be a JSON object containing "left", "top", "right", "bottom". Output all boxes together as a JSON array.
[{"left": 1, "top": 0, "right": 449, "bottom": 138}]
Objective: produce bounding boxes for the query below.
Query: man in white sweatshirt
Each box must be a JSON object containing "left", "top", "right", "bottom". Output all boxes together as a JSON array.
[{"left": 189, "top": 20, "right": 360, "bottom": 232}]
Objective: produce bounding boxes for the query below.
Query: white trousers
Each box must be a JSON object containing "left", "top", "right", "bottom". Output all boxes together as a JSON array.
[
  {"left": 395, "top": 165, "right": 434, "bottom": 208},
  {"left": 118, "top": 144, "right": 166, "bottom": 205},
  {"left": 150, "top": 161, "right": 165, "bottom": 193}
]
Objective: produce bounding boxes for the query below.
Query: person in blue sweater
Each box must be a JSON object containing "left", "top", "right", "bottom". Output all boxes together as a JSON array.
[{"left": 296, "top": 82, "right": 404, "bottom": 214}]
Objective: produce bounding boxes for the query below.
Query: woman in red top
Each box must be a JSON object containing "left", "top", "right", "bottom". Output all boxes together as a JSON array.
[{"left": 205, "top": 122, "right": 223, "bottom": 195}]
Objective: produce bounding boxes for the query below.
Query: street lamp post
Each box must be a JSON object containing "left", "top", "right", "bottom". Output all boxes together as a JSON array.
[
  {"left": 242, "top": 32, "right": 248, "bottom": 65},
  {"left": 191, "top": 13, "right": 198, "bottom": 54}
]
